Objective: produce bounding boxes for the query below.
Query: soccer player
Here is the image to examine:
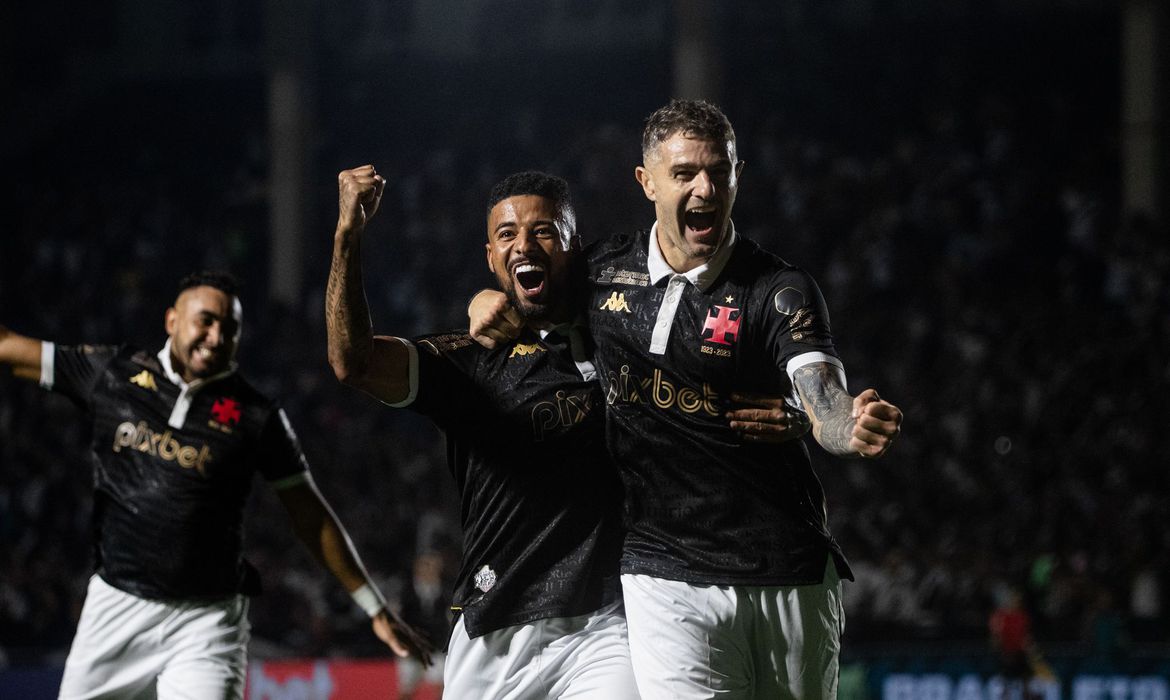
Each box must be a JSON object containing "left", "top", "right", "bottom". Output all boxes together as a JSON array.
[
  {"left": 470, "top": 99, "right": 904, "bottom": 699},
  {"left": 0, "top": 271, "right": 431, "bottom": 699},
  {"left": 327, "top": 166, "right": 639, "bottom": 698}
]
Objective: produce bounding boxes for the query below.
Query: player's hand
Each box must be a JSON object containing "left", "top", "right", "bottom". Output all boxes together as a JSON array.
[
  {"left": 727, "top": 393, "right": 811, "bottom": 443},
  {"left": 849, "top": 389, "right": 902, "bottom": 458},
  {"left": 371, "top": 608, "right": 436, "bottom": 667},
  {"left": 337, "top": 165, "right": 386, "bottom": 233},
  {"left": 468, "top": 289, "right": 522, "bottom": 349}
]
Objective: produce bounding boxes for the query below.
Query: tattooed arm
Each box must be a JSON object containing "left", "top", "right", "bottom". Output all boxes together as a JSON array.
[
  {"left": 326, "top": 165, "right": 412, "bottom": 404},
  {"left": 792, "top": 362, "right": 903, "bottom": 458}
]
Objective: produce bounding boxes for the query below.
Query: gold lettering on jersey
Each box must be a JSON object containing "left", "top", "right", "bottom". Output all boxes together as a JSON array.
[
  {"left": 596, "top": 267, "right": 650, "bottom": 286},
  {"left": 129, "top": 370, "right": 158, "bottom": 392},
  {"left": 531, "top": 389, "right": 594, "bottom": 441},
  {"left": 599, "top": 292, "right": 631, "bottom": 313},
  {"left": 509, "top": 342, "right": 545, "bottom": 358},
  {"left": 700, "top": 345, "right": 732, "bottom": 358},
  {"left": 112, "top": 421, "right": 213, "bottom": 476},
  {"left": 606, "top": 365, "right": 719, "bottom": 417}
]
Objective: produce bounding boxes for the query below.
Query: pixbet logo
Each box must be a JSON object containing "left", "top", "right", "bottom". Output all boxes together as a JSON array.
[{"left": 112, "top": 421, "right": 213, "bottom": 476}]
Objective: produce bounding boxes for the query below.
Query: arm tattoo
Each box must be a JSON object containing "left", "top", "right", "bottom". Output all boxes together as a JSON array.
[
  {"left": 792, "top": 364, "right": 855, "bottom": 456},
  {"left": 325, "top": 233, "right": 374, "bottom": 378}
]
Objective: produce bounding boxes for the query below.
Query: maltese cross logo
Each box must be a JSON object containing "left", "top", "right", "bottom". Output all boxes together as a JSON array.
[{"left": 210, "top": 398, "right": 241, "bottom": 426}]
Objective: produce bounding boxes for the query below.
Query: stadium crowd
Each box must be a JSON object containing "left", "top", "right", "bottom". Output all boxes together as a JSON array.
[{"left": 1, "top": 63, "right": 1166, "bottom": 675}]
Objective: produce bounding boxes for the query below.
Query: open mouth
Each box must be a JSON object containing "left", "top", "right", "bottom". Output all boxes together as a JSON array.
[
  {"left": 685, "top": 209, "right": 718, "bottom": 237},
  {"left": 512, "top": 262, "right": 547, "bottom": 298}
]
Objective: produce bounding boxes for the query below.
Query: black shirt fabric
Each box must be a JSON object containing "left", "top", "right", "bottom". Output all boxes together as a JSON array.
[
  {"left": 47, "top": 343, "right": 308, "bottom": 600},
  {"left": 407, "top": 330, "right": 624, "bottom": 638},
  {"left": 586, "top": 228, "right": 853, "bottom": 586}
]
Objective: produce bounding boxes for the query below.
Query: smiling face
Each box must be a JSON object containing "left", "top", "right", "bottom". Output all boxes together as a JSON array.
[
  {"left": 485, "top": 194, "right": 577, "bottom": 327},
  {"left": 636, "top": 131, "right": 743, "bottom": 273},
  {"left": 164, "top": 285, "right": 242, "bottom": 382}
]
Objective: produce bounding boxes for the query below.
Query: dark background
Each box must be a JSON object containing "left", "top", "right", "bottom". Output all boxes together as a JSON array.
[{"left": 1, "top": 0, "right": 1166, "bottom": 677}]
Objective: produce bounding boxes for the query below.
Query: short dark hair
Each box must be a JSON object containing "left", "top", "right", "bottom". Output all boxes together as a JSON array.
[
  {"left": 177, "top": 270, "right": 240, "bottom": 297},
  {"left": 486, "top": 171, "right": 577, "bottom": 241},
  {"left": 641, "top": 99, "right": 737, "bottom": 159}
]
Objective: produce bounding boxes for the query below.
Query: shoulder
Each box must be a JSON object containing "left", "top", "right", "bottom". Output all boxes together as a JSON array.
[
  {"left": 587, "top": 229, "right": 648, "bottom": 263},
  {"left": 731, "top": 237, "right": 821, "bottom": 295},
  {"left": 415, "top": 331, "right": 484, "bottom": 359}
]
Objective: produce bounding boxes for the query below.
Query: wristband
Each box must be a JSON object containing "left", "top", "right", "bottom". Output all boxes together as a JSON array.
[{"left": 350, "top": 583, "right": 386, "bottom": 618}]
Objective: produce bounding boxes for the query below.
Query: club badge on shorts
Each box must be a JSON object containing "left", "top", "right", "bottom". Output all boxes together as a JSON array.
[{"left": 474, "top": 565, "right": 497, "bottom": 593}]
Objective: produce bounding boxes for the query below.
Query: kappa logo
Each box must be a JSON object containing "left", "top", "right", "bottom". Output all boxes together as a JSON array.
[
  {"left": 702, "top": 305, "right": 742, "bottom": 346},
  {"left": 599, "top": 292, "right": 632, "bottom": 313},
  {"left": 129, "top": 370, "right": 158, "bottom": 392},
  {"left": 509, "top": 342, "right": 545, "bottom": 358}
]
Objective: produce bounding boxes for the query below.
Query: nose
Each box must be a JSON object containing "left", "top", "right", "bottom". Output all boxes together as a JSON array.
[
  {"left": 515, "top": 228, "right": 541, "bottom": 254},
  {"left": 692, "top": 170, "right": 714, "bottom": 199},
  {"left": 205, "top": 322, "right": 223, "bottom": 348}
]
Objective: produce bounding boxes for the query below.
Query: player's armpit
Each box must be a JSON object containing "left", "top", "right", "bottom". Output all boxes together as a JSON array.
[{"left": 0, "top": 325, "right": 44, "bottom": 380}]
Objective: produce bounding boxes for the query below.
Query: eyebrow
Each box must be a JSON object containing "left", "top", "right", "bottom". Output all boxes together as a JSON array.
[{"left": 493, "top": 219, "right": 556, "bottom": 233}]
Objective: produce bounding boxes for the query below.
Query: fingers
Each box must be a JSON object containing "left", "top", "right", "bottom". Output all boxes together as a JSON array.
[
  {"left": 727, "top": 400, "right": 811, "bottom": 443},
  {"left": 850, "top": 391, "right": 903, "bottom": 458},
  {"left": 337, "top": 165, "right": 385, "bottom": 231}
]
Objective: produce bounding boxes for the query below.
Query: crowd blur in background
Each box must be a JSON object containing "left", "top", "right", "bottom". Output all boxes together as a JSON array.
[{"left": 1, "top": 0, "right": 1166, "bottom": 677}]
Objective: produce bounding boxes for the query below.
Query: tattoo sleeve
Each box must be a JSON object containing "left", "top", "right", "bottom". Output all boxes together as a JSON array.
[
  {"left": 792, "top": 363, "right": 855, "bottom": 456},
  {"left": 325, "top": 231, "right": 374, "bottom": 380}
]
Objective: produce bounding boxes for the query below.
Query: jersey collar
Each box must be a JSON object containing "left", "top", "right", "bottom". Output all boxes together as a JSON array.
[
  {"left": 646, "top": 221, "right": 738, "bottom": 291},
  {"left": 157, "top": 338, "right": 236, "bottom": 390}
]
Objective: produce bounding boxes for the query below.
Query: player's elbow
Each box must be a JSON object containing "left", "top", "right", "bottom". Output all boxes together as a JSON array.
[{"left": 328, "top": 353, "right": 368, "bottom": 388}]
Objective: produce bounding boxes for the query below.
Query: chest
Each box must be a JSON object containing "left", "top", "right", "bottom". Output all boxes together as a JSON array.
[
  {"left": 91, "top": 368, "right": 256, "bottom": 481},
  {"left": 588, "top": 275, "right": 767, "bottom": 386}
]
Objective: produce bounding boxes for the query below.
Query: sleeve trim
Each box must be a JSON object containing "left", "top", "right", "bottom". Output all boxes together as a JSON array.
[
  {"left": 384, "top": 338, "right": 419, "bottom": 408},
  {"left": 39, "top": 342, "right": 55, "bottom": 389},
  {"left": 269, "top": 471, "right": 310, "bottom": 491},
  {"left": 786, "top": 352, "right": 847, "bottom": 391}
]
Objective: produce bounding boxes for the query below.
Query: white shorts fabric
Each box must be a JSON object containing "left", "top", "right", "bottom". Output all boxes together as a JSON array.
[
  {"left": 58, "top": 574, "right": 250, "bottom": 700},
  {"left": 622, "top": 557, "right": 844, "bottom": 700},
  {"left": 442, "top": 600, "right": 638, "bottom": 699}
]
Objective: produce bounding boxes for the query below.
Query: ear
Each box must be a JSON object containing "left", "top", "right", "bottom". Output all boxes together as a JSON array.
[
  {"left": 165, "top": 307, "right": 177, "bottom": 336},
  {"left": 635, "top": 165, "right": 656, "bottom": 202},
  {"left": 485, "top": 242, "right": 495, "bottom": 275},
  {"left": 735, "top": 159, "right": 745, "bottom": 179}
]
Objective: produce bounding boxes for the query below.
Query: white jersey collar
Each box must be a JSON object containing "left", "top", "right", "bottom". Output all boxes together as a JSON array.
[{"left": 646, "top": 221, "right": 738, "bottom": 291}]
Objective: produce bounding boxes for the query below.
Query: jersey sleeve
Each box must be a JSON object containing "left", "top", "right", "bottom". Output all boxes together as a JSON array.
[
  {"left": 407, "top": 332, "right": 488, "bottom": 430},
  {"left": 43, "top": 343, "right": 119, "bottom": 409},
  {"left": 760, "top": 268, "right": 846, "bottom": 386},
  {"left": 256, "top": 406, "right": 312, "bottom": 486}
]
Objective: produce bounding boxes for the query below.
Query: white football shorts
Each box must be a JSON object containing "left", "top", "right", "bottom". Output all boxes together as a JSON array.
[{"left": 58, "top": 574, "right": 250, "bottom": 700}]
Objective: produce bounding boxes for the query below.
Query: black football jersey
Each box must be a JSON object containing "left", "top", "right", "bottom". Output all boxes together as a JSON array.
[
  {"left": 587, "top": 227, "right": 852, "bottom": 586},
  {"left": 44, "top": 343, "right": 309, "bottom": 600},
  {"left": 404, "top": 329, "right": 624, "bottom": 638}
]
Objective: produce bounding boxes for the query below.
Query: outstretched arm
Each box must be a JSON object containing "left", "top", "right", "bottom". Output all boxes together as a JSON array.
[
  {"left": 326, "top": 165, "right": 413, "bottom": 403},
  {"left": 0, "top": 325, "right": 44, "bottom": 381},
  {"left": 277, "top": 480, "right": 435, "bottom": 665},
  {"left": 791, "top": 362, "right": 902, "bottom": 458}
]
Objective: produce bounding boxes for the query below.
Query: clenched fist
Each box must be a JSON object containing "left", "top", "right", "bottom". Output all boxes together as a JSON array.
[{"left": 337, "top": 165, "right": 386, "bottom": 233}]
